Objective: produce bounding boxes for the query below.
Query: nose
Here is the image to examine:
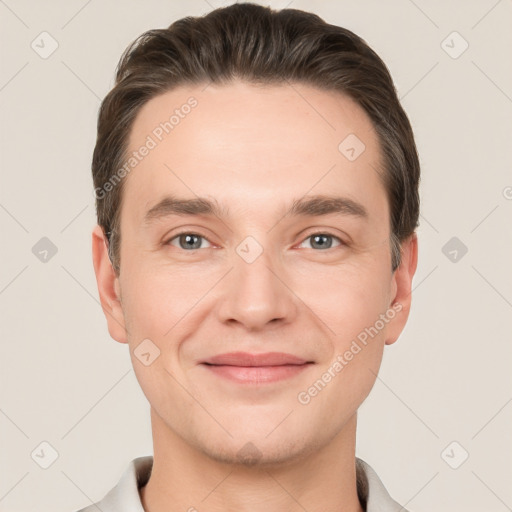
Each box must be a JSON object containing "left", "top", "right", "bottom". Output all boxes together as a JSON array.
[{"left": 215, "top": 241, "right": 298, "bottom": 331}]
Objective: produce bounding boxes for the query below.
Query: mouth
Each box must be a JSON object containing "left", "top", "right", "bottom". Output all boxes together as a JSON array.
[{"left": 200, "top": 352, "right": 315, "bottom": 384}]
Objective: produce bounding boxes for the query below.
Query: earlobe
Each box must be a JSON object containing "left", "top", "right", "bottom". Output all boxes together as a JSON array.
[
  {"left": 385, "top": 233, "right": 418, "bottom": 346},
  {"left": 91, "top": 224, "right": 128, "bottom": 344}
]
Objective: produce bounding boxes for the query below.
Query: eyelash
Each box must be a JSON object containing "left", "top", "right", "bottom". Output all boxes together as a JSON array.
[{"left": 164, "top": 230, "right": 346, "bottom": 251}]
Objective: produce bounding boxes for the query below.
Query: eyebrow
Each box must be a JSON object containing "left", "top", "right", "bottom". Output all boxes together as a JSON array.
[{"left": 142, "top": 193, "right": 368, "bottom": 225}]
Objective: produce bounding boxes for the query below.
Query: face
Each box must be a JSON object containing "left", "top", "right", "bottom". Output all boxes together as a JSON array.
[{"left": 93, "top": 80, "right": 417, "bottom": 466}]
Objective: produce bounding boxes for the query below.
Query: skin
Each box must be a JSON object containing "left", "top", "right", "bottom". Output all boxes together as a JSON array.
[{"left": 92, "top": 80, "right": 418, "bottom": 512}]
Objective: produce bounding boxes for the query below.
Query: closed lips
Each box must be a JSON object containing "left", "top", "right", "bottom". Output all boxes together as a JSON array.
[{"left": 201, "top": 352, "right": 314, "bottom": 366}]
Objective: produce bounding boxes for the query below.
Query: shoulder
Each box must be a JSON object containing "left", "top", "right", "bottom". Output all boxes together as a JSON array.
[
  {"left": 356, "top": 457, "right": 410, "bottom": 512},
  {"left": 72, "top": 456, "right": 153, "bottom": 512}
]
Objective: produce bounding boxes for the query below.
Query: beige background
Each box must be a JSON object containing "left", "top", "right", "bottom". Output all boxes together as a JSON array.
[{"left": 1, "top": 1, "right": 511, "bottom": 511}]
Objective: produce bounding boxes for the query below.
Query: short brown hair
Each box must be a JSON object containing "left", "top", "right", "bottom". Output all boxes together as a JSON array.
[{"left": 92, "top": 2, "right": 420, "bottom": 274}]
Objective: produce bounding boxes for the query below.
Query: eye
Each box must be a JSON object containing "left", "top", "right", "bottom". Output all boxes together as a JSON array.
[
  {"left": 164, "top": 231, "right": 344, "bottom": 251},
  {"left": 166, "top": 232, "right": 213, "bottom": 251},
  {"left": 298, "top": 232, "right": 344, "bottom": 250}
]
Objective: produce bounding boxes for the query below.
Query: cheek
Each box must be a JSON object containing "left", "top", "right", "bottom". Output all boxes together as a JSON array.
[
  {"left": 295, "top": 271, "right": 388, "bottom": 421},
  {"left": 293, "top": 259, "right": 392, "bottom": 341},
  {"left": 121, "top": 262, "right": 211, "bottom": 336}
]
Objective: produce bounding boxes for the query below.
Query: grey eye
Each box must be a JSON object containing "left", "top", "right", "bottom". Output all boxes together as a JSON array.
[
  {"left": 168, "top": 233, "right": 211, "bottom": 250},
  {"left": 300, "top": 233, "right": 342, "bottom": 250}
]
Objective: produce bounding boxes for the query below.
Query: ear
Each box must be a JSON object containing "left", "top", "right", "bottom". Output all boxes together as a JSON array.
[
  {"left": 385, "top": 233, "right": 418, "bottom": 346},
  {"left": 91, "top": 224, "right": 128, "bottom": 344}
]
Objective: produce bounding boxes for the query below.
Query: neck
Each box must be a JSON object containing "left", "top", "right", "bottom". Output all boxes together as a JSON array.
[{"left": 140, "top": 408, "right": 364, "bottom": 512}]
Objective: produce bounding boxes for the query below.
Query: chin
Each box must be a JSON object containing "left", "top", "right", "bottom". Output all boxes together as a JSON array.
[{"left": 194, "top": 428, "right": 321, "bottom": 469}]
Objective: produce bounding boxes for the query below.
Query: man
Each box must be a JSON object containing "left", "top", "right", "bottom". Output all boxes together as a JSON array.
[{"left": 81, "top": 3, "right": 419, "bottom": 511}]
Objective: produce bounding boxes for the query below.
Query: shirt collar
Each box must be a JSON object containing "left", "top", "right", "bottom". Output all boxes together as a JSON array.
[{"left": 79, "top": 455, "right": 408, "bottom": 512}]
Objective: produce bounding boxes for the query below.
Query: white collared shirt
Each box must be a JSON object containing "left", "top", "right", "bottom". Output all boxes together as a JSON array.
[{"left": 74, "top": 456, "right": 409, "bottom": 512}]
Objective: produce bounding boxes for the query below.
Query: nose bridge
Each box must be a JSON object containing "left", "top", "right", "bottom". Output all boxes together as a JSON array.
[{"left": 216, "top": 235, "right": 296, "bottom": 329}]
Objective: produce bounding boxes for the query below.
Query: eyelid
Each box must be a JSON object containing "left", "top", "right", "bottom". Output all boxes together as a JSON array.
[{"left": 296, "top": 224, "right": 349, "bottom": 242}]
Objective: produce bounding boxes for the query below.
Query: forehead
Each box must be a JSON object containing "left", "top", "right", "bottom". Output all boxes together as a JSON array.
[{"left": 121, "top": 80, "right": 386, "bottom": 227}]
